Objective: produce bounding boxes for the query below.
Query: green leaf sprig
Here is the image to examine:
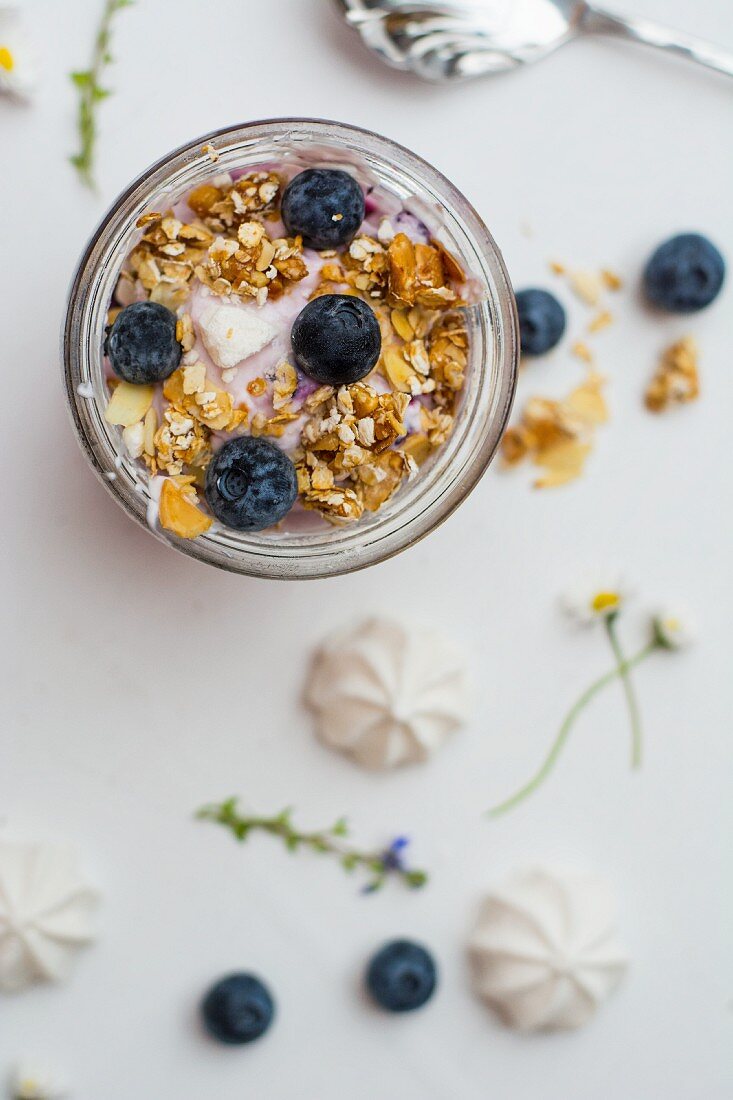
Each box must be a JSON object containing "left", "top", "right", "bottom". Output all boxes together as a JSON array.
[
  {"left": 197, "top": 797, "right": 428, "bottom": 895},
  {"left": 70, "top": 0, "right": 134, "bottom": 188}
]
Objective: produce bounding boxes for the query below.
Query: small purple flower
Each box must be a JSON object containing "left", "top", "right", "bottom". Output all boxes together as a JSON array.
[
  {"left": 361, "top": 837, "right": 413, "bottom": 893},
  {"left": 382, "top": 836, "right": 410, "bottom": 871}
]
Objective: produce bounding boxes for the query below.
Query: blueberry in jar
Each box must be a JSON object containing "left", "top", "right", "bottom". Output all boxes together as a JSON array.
[
  {"left": 105, "top": 301, "right": 182, "bottom": 384},
  {"left": 291, "top": 294, "right": 381, "bottom": 386},
  {"left": 205, "top": 437, "right": 298, "bottom": 532},
  {"left": 281, "top": 168, "right": 365, "bottom": 250}
]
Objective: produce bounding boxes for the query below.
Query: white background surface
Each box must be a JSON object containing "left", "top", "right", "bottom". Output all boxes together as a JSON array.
[{"left": 2, "top": 1, "right": 732, "bottom": 1096}]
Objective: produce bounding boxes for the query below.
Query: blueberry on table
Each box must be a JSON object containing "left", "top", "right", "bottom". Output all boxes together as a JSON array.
[
  {"left": 515, "top": 288, "right": 566, "bottom": 356},
  {"left": 366, "top": 940, "right": 437, "bottom": 1013},
  {"left": 105, "top": 301, "right": 182, "bottom": 384},
  {"left": 643, "top": 233, "right": 725, "bottom": 313},
  {"left": 205, "top": 436, "right": 298, "bottom": 532},
  {"left": 291, "top": 294, "right": 381, "bottom": 386},
  {"left": 201, "top": 973, "right": 275, "bottom": 1045},
  {"left": 281, "top": 168, "right": 365, "bottom": 250}
]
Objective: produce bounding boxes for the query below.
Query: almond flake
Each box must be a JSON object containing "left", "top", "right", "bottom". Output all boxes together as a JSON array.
[
  {"left": 588, "top": 310, "right": 613, "bottom": 334},
  {"left": 159, "top": 477, "right": 213, "bottom": 539},
  {"left": 104, "top": 381, "right": 155, "bottom": 427},
  {"left": 570, "top": 270, "right": 603, "bottom": 307}
]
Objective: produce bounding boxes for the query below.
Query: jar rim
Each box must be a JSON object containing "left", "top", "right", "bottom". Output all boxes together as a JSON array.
[{"left": 63, "top": 118, "right": 518, "bottom": 579}]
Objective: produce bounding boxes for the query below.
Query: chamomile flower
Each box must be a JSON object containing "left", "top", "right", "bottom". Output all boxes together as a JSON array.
[
  {"left": 10, "top": 1064, "right": 67, "bottom": 1100},
  {"left": 653, "top": 608, "right": 695, "bottom": 651},
  {"left": 0, "top": 10, "right": 38, "bottom": 101},
  {"left": 561, "top": 578, "right": 631, "bottom": 626}
]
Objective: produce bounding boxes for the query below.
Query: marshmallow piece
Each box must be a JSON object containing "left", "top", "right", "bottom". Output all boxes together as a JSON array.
[{"left": 199, "top": 304, "right": 278, "bottom": 370}]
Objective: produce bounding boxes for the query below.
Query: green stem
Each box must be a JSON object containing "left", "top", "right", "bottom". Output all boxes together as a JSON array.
[
  {"left": 605, "top": 615, "right": 643, "bottom": 769},
  {"left": 488, "top": 642, "right": 657, "bottom": 817},
  {"left": 70, "top": 0, "right": 133, "bottom": 188}
]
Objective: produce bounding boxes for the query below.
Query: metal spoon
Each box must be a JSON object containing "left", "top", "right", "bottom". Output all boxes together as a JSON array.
[{"left": 336, "top": 0, "right": 733, "bottom": 81}]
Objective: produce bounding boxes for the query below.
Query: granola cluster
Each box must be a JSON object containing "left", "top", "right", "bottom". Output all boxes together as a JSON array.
[
  {"left": 106, "top": 163, "right": 471, "bottom": 538},
  {"left": 187, "top": 171, "right": 281, "bottom": 229},
  {"left": 121, "top": 213, "right": 214, "bottom": 313},
  {"left": 286, "top": 234, "right": 468, "bottom": 524},
  {"left": 644, "top": 336, "right": 699, "bottom": 413},
  {"left": 195, "top": 222, "right": 308, "bottom": 305},
  {"left": 502, "top": 373, "right": 608, "bottom": 489},
  {"left": 293, "top": 382, "right": 414, "bottom": 522}
]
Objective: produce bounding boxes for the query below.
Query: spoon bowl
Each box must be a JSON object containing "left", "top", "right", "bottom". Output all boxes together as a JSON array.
[{"left": 337, "top": 0, "right": 733, "bottom": 81}]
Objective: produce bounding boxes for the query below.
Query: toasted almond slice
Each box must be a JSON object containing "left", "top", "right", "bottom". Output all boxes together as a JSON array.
[
  {"left": 601, "top": 269, "right": 623, "bottom": 291},
  {"left": 158, "top": 478, "right": 212, "bottom": 539},
  {"left": 400, "top": 433, "right": 432, "bottom": 466},
  {"left": 588, "top": 310, "right": 613, "bottom": 334},
  {"left": 390, "top": 308, "right": 414, "bottom": 342},
  {"left": 534, "top": 466, "right": 584, "bottom": 489},
  {"left": 104, "top": 381, "right": 155, "bottom": 427},
  {"left": 256, "top": 238, "right": 277, "bottom": 272},
  {"left": 570, "top": 270, "right": 603, "bottom": 307},
  {"left": 382, "top": 346, "right": 416, "bottom": 393},
  {"left": 566, "top": 373, "right": 608, "bottom": 425},
  {"left": 571, "top": 341, "right": 594, "bottom": 364},
  {"left": 430, "top": 239, "right": 466, "bottom": 283},
  {"left": 533, "top": 440, "right": 591, "bottom": 488},
  {"left": 143, "top": 406, "right": 158, "bottom": 456}
]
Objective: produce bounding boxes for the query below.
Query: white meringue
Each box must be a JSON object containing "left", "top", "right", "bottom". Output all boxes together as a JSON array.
[
  {"left": 468, "top": 867, "right": 628, "bottom": 1032},
  {"left": 0, "top": 842, "right": 98, "bottom": 992},
  {"left": 306, "top": 617, "right": 470, "bottom": 769}
]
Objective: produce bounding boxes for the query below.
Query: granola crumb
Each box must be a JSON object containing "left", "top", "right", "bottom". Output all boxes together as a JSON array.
[
  {"left": 644, "top": 336, "right": 699, "bottom": 413},
  {"left": 247, "top": 377, "right": 266, "bottom": 397},
  {"left": 569, "top": 270, "right": 603, "bottom": 308},
  {"left": 588, "top": 310, "right": 613, "bottom": 334},
  {"left": 571, "top": 340, "right": 594, "bottom": 364},
  {"left": 601, "top": 269, "right": 623, "bottom": 292}
]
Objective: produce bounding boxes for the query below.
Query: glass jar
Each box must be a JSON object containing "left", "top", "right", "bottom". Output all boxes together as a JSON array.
[{"left": 63, "top": 118, "right": 517, "bottom": 579}]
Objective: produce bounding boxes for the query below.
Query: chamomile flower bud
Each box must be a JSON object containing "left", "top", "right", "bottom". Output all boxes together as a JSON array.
[
  {"left": 653, "top": 609, "right": 695, "bottom": 651},
  {"left": 0, "top": 11, "right": 39, "bottom": 101},
  {"left": 561, "top": 578, "right": 631, "bottom": 626},
  {"left": 10, "top": 1064, "right": 67, "bottom": 1100}
]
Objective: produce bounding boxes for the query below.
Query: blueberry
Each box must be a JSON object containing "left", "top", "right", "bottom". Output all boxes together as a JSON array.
[
  {"left": 201, "top": 973, "right": 275, "bottom": 1045},
  {"left": 291, "top": 294, "right": 381, "bottom": 386},
  {"left": 105, "top": 301, "right": 182, "bottom": 384},
  {"left": 365, "top": 940, "right": 437, "bottom": 1013},
  {"left": 643, "top": 232, "right": 725, "bottom": 313},
  {"left": 205, "top": 437, "right": 298, "bottom": 532},
  {"left": 281, "top": 169, "right": 365, "bottom": 250},
  {"left": 515, "top": 289, "right": 566, "bottom": 356}
]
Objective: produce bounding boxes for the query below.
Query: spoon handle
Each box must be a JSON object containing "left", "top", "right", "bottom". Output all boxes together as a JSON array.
[{"left": 582, "top": 5, "right": 733, "bottom": 77}]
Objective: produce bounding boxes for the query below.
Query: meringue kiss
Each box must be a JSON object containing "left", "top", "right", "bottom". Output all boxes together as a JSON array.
[
  {"left": 468, "top": 867, "right": 628, "bottom": 1032},
  {"left": 306, "top": 617, "right": 470, "bottom": 769},
  {"left": 0, "top": 841, "right": 98, "bottom": 992}
]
